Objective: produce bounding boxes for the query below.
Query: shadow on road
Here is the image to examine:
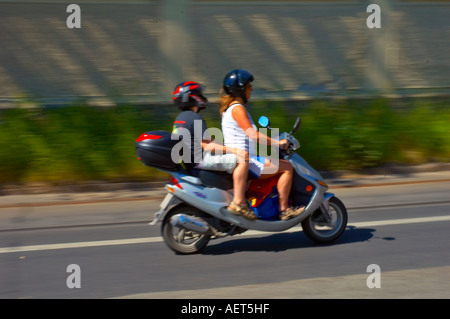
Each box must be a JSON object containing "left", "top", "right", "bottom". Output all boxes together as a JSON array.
[{"left": 201, "top": 226, "right": 377, "bottom": 255}]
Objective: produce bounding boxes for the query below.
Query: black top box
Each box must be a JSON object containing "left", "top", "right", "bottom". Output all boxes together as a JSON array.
[{"left": 135, "top": 130, "right": 183, "bottom": 171}]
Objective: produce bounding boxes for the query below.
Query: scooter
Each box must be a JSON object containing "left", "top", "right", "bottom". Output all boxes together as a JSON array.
[{"left": 135, "top": 116, "right": 348, "bottom": 254}]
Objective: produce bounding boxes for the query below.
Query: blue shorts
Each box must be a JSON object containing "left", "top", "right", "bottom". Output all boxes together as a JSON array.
[{"left": 249, "top": 156, "right": 266, "bottom": 178}]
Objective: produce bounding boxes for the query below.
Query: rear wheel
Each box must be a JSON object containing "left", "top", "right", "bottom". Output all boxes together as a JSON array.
[
  {"left": 161, "top": 205, "right": 211, "bottom": 254},
  {"left": 301, "top": 196, "right": 347, "bottom": 243}
]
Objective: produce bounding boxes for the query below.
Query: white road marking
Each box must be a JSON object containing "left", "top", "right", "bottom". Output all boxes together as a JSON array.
[
  {"left": 348, "top": 215, "right": 450, "bottom": 227},
  {"left": 1, "top": 215, "right": 449, "bottom": 254},
  {"left": 0, "top": 237, "right": 160, "bottom": 254}
]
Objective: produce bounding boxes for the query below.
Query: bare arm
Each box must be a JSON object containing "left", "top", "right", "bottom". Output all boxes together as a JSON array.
[
  {"left": 202, "top": 140, "right": 249, "bottom": 161},
  {"left": 231, "top": 104, "right": 286, "bottom": 147}
]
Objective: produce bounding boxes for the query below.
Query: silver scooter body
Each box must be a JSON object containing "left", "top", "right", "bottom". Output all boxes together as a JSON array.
[{"left": 150, "top": 134, "right": 334, "bottom": 233}]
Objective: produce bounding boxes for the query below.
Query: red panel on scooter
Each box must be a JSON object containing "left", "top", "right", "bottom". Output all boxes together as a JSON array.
[{"left": 246, "top": 175, "right": 280, "bottom": 207}]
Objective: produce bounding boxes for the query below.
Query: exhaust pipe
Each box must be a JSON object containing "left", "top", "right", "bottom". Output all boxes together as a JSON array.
[{"left": 170, "top": 214, "right": 210, "bottom": 234}]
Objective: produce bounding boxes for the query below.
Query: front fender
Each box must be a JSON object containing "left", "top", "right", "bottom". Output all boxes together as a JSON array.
[
  {"left": 321, "top": 192, "right": 335, "bottom": 214},
  {"left": 322, "top": 192, "right": 335, "bottom": 209}
]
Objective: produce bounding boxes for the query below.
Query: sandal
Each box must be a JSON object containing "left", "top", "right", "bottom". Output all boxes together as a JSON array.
[
  {"left": 280, "top": 205, "right": 305, "bottom": 221},
  {"left": 227, "top": 201, "right": 257, "bottom": 221}
]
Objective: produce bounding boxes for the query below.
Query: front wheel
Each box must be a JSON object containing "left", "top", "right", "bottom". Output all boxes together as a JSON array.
[
  {"left": 162, "top": 205, "right": 211, "bottom": 254},
  {"left": 301, "top": 196, "right": 347, "bottom": 243}
]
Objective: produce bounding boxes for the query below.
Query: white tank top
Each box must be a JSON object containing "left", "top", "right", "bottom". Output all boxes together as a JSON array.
[{"left": 221, "top": 103, "right": 257, "bottom": 156}]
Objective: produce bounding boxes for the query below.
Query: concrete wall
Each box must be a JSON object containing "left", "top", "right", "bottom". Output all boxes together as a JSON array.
[{"left": 0, "top": 1, "right": 449, "bottom": 106}]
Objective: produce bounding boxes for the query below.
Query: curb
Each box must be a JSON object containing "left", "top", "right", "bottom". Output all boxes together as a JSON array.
[
  {"left": 0, "top": 181, "right": 166, "bottom": 196},
  {"left": 1, "top": 163, "right": 449, "bottom": 196},
  {"left": 0, "top": 163, "right": 449, "bottom": 208},
  {"left": 319, "top": 162, "right": 450, "bottom": 179}
]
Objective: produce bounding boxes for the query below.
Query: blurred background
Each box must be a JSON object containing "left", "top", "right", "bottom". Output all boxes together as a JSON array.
[{"left": 0, "top": 0, "right": 449, "bottom": 187}]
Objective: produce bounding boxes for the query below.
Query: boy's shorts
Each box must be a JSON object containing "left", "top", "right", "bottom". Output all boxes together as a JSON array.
[
  {"left": 198, "top": 153, "right": 266, "bottom": 177},
  {"left": 196, "top": 152, "right": 237, "bottom": 174}
]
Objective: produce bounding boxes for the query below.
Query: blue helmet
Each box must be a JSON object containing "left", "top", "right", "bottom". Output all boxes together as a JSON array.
[{"left": 223, "top": 69, "right": 254, "bottom": 103}]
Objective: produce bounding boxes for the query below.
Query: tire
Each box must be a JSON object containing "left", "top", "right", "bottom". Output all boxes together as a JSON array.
[
  {"left": 301, "top": 196, "right": 347, "bottom": 243},
  {"left": 161, "top": 205, "right": 211, "bottom": 254}
]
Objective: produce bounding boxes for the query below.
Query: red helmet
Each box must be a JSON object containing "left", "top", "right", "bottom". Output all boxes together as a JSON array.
[{"left": 172, "top": 81, "right": 208, "bottom": 111}]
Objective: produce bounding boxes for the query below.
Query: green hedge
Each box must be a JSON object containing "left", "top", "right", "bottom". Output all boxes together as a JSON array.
[
  {"left": 250, "top": 98, "right": 450, "bottom": 170},
  {"left": 0, "top": 97, "right": 449, "bottom": 184}
]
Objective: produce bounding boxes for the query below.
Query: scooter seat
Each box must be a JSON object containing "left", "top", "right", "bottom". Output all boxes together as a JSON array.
[
  {"left": 190, "top": 168, "right": 257, "bottom": 190},
  {"left": 191, "top": 169, "right": 234, "bottom": 190}
]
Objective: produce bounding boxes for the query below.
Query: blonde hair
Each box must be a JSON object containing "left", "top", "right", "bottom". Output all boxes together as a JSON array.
[{"left": 218, "top": 89, "right": 235, "bottom": 116}]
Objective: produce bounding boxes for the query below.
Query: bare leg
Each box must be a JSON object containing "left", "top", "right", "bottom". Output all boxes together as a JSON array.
[
  {"left": 259, "top": 159, "right": 293, "bottom": 211},
  {"left": 232, "top": 162, "right": 249, "bottom": 206},
  {"left": 274, "top": 161, "right": 293, "bottom": 211}
]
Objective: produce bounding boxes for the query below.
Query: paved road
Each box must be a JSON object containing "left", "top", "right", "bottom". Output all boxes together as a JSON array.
[{"left": 0, "top": 176, "right": 449, "bottom": 299}]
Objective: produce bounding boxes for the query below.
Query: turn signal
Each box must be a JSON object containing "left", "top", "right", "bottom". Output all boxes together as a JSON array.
[
  {"left": 166, "top": 186, "right": 176, "bottom": 193},
  {"left": 317, "top": 180, "right": 328, "bottom": 187}
]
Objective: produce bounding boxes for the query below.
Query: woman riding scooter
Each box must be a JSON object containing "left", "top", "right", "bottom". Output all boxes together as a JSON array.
[{"left": 219, "top": 69, "right": 305, "bottom": 221}]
